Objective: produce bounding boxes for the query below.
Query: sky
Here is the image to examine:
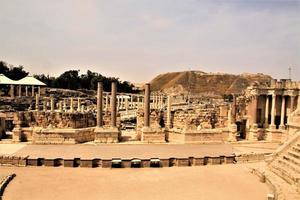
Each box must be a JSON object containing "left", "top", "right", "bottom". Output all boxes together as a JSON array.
[{"left": 0, "top": 0, "right": 299, "bottom": 83}]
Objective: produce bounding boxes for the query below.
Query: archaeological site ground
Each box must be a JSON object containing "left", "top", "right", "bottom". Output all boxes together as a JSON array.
[{"left": 0, "top": 70, "right": 299, "bottom": 200}]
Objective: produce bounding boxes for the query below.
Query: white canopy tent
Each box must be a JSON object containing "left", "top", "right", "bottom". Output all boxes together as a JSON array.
[{"left": 0, "top": 74, "right": 46, "bottom": 97}]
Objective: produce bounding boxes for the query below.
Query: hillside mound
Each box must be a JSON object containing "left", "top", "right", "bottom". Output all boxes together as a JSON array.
[{"left": 150, "top": 71, "right": 272, "bottom": 95}]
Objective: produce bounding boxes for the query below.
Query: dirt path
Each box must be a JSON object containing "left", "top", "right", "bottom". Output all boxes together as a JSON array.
[{"left": 0, "top": 163, "right": 270, "bottom": 200}]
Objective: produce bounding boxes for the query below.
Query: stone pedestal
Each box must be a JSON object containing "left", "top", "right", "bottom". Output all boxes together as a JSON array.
[
  {"left": 248, "top": 124, "right": 258, "bottom": 141},
  {"left": 94, "top": 127, "right": 120, "bottom": 143},
  {"left": 12, "top": 127, "right": 22, "bottom": 142},
  {"left": 141, "top": 126, "right": 165, "bottom": 143},
  {"left": 228, "top": 124, "right": 237, "bottom": 142}
]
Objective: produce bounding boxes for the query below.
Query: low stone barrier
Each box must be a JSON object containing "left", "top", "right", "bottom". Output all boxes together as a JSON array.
[
  {"left": 0, "top": 156, "right": 27, "bottom": 166},
  {"left": 1, "top": 153, "right": 271, "bottom": 168},
  {"left": 235, "top": 153, "right": 270, "bottom": 163}
]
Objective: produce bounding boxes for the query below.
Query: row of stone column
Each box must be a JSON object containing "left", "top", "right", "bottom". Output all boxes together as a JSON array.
[
  {"left": 253, "top": 94, "right": 299, "bottom": 129},
  {"left": 150, "top": 95, "right": 165, "bottom": 110},
  {"left": 96, "top": 82, "right": 117, "bottom": 127},
  {"left": 101, "top": 94, "right": 165, "bottom": 112},
  {"left": 34, "top": 95, "right": 86, "bottom": 113},
  {"left": 10, "top": 85, "right": 41, "bottom": 98}
]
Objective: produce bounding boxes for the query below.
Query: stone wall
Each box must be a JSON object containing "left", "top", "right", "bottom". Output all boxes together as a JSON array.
[
  {"left": 14, "top": 111, "right": 95, "bottom": 129},
  {"left": 33, "top": 127, "right": 95, "bottom": 144},
  {"left": 169, "top": 106, "right": 227, "bottom": 131}
]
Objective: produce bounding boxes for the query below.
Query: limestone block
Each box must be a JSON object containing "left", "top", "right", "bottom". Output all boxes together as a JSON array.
[
  {"left": 177, "top": 158, "right": 190, "bottom": 167},
  {"left": 80, "top": 159, "right": 93, "bottom": 168}
]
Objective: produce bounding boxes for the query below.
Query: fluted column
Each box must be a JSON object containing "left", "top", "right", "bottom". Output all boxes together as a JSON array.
[
  {"left": 96, "top": 82, "right": 103, "bottom": 127},
  {"left": 270, "top": 94, "right": 276, "bottom": 129},
  {"left": 111, "top": 82, "right": 117, "bottom": 127},
  {"left": 280, "top": 96, "right": 286, "bottom": 129},
  {"left": 264, "top": 95, "right": 269, "bottom": 128},
  {"left": 144, "top": 83, "right": 150, "bottom": 127}
]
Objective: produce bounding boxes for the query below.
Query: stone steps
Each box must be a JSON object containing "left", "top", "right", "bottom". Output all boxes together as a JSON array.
[
  {"left": 278, "top": 158, "right": 300, "bottom": 174},
  {"left": 283, "top": 154, "right": 300, "bottom": 166},
  {"left": 292, "top": 145, "right": 300, "bottom": 153},
  {"left": 287, "top": 149, "right": 300, "bottom": 159},
  {"left": 271, "top": 162, "right": 300, "bottom": 185}
]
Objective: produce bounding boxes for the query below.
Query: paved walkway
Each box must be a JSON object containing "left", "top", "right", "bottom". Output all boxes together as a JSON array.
[
  {"left": 12, "top": 144, "right": 235, "bottom": 159},
  {"left": 0, "top": 163, "right": 270, "bottom": 200},
  {"left": 0, "top": 142, "right": 280, "bottom": 159}
]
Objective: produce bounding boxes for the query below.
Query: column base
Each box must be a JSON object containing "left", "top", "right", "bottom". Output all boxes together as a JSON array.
[
  {"left": 141, "top": 127, "right": 166, "bottom": 143},
  {"left": 279, "top": 125, "right": 286, "bottom": 130},
  {"left": 94, "top": 127, "right": 120, "bottom": 143},
  {"left": 269, "top": 124, "right": 276, "bottom": 130},
  {"left": 228, "top": 124, "right": 237, "bottom": 142}
]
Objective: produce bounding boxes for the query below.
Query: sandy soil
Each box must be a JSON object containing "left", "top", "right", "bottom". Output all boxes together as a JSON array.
[{"left": 0, "top": 163, "right": 270, "bottom": 200}]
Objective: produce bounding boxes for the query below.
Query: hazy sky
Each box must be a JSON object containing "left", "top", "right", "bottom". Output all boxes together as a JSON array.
[{"left": 0, "top": 0, "right": 299, "bottom": 82}]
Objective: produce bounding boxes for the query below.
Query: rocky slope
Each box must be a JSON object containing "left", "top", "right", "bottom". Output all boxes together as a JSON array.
[{"left": 150, "top": 71, "right": 272, "bottom": 95}]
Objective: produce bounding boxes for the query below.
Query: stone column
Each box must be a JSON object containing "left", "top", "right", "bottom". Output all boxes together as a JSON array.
[
  {"left": 70, "top": 98, "right": 74, "bottom": 113},
  {"left": 228, "top": 106, "right": 232, "bottom": 125},
  {"left": 37, "top": 86, "right": 41, "bottom": 96},
  {"left": 58, "top": 101, "right": 63, "bottom": 112},
  {"left": 252, "top": 95, "right": 258, "bottom": 127},
  {"left": 232, "top": 95, "right": 236, "bottom": 122},
  {"left": 77, "top": 98, "right": 81, "bottom": 112},
  {"left": 10, "top": 85, "right": 14, "bottom": 98},
  {"left": 50, "top": 96, "right": 54, "bottom": 112},
  {"left": 105, "top": 94, "right": 109, "bottom": 113},
  {"left": 31, "top": 86, "right": 35, "bottom": 97},
  {"left": 125, "top": 97, "right": 129, "bottom": 113},
  {"left": 111, "top": 82, "right": 117, "bottom": 127},
  {"left": 280, "top": 96, "right": 286, "bottom": 129},
  {"left": 35, "top": 94, "right": 39, "bottom": 111},
  {"left": 144, "top": 83, "right": 150, "bottom": 127},
  {"left": 270, "top": 94, "right": 276, "bottom": 129},
  {"left": 130, "top": 95, "right": 133, "bottom": 109},
  {"left": 166, "top": 95, "right": 172, "bottom": 129},
  {"left": 25, "top": 86, "right": 28, "bottom": 97},
  {"left": 117, "top": 96, "right": 120, "bottom": 111},
  {"left": 96, "top": 82, "right": 103, "bottom": 127},
  {"left": 63, "top": 99, "right": 67, "bottom": 112},
  {"left": 18, "top": 85, "right": 22, "bottom": 97},
  {"left": 290, "top": 95, "right": 295, "bottom": 113},
  {"left": 43, "top": 99, "right": 47, "bottom": 111},
  {"left": 264, "top": 95, "right": 269, "bottom": 128}
]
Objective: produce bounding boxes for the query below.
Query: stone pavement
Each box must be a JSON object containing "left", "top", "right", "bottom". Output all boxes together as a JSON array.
[
  {"left": 0, "top": 142, "right": 279, "bottom": 159},
  {"left": 12, "top": 144, "right": 235, "bottom": 159}
]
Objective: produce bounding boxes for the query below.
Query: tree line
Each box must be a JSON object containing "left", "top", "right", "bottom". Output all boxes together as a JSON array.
[{"left": 0, "top": 61, "right": 138, "bottom": 93}]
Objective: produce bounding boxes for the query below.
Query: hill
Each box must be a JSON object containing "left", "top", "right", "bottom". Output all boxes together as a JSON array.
[{"left": 150, "top": 71, "right": 272, "bottom": 95}]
